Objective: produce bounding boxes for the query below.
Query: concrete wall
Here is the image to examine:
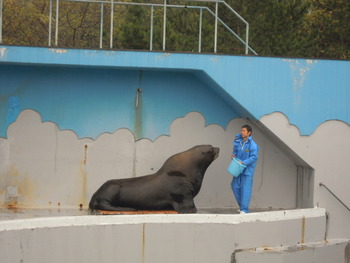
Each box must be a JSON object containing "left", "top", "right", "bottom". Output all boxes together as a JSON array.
[
  {"left": 0, "top": 209, "right": 327, "bottom": 263},
  {"left": 261, "top": 113, "right": 350, "bottom": 240},
  {"left": 1, "top": 46, "right": 349, "bottom": 137},
  {"left": 1, "top": 46, "right": 349, "bottom": 241},
  {"left": 0, "top": 110, "right": 299, "bottom": 211}
]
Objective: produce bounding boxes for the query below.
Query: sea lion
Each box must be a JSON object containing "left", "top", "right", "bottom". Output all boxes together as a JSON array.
[{"left": 89, "top": 145, "right": 220, "bottom": 213}]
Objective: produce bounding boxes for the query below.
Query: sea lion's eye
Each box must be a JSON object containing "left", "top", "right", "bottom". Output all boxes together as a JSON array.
[{"left": 203, "top": 148, "right": 213, "bottom": 155}]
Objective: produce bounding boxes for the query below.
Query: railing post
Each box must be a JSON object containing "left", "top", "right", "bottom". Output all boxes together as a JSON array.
[
  {"left": 48, "top": 0, "right": 52, "bottom": 46},
  {"left": 198, "top": 8, "right": 202, "bottom": 53},
  {"left": 0, "top": 0, "right": 257, "bottom": 55},
  {"left": 55, "top": 0, "right": 59, "bottom": 46},
  {"left": 214, "top": 1, "right": 218, "bottom": 53},
  {"left": 150, "top": 5, "right": 153, "bottom": 51},
  {"left": 0, "top": 0, "right": 3, "bottom": 44},
  {"left": 221, "top": 1, "right": 256, "bottom": 55},
  {"left": 100, "top": 3, "right": 104, "bottom": 49},
  {"left": 110, "top": 0, "right": 114, "bottom": 49},
  {"left": 245, "top": 23, "right": 249, "bottom": 55},
  {"left": 162, "top": 0, "right": 167, "bottom": 51}
]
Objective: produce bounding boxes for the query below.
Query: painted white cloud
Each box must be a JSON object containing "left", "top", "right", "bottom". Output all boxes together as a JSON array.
[
  {"left": 1, "top": 108, "right": 349, "bottom": 233},
  {"left": 0, "top": 110, "right": 238, "bottom": 208},
  {"left": 260, "top": 111, "right": 350, "bottom": 235}
]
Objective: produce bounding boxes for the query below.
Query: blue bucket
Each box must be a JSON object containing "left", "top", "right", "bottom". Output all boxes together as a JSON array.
[{"left": 227, "top": 158, "right": 246, "bottom": 177}]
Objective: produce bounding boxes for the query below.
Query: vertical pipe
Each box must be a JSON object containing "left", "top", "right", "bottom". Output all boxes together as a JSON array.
[
  {"left": 55, "top": 0, "right": 59, "bottom": 46},
  {"left": 100, "top": 3, "right": 104, "bottom": 49},
  {"left": 48, "top": 0, "right": 52, "bottom": 46},
  {"left": 110, "top": 0, "right": 114, "bottom": 49},
  {"left": 150, "top": 5, "right": 153, "bottom": 51},
  {"left": 198, "top": 8, "right": 202, "bottom": 53},
  {"left": 162, "top": 0, "right": 166, "bottom": 51},
  {"left": 245, "top": 23, "right": 249, "bottom": 55},
  {"left": 0, "top": 0, "right": 3, "bottom": 44},
  {"left": 214, "top": 1, "right": 218, "bottom": 53}
]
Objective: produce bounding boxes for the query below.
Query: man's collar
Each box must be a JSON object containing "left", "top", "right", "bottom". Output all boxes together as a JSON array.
[{"left": 243, "top": 136, "right": 252, "bottom": 142}]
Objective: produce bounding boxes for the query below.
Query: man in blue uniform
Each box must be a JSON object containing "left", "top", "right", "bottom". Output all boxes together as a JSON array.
[{"left": 231, "top": 125, "right": 259, "bottom": 214}]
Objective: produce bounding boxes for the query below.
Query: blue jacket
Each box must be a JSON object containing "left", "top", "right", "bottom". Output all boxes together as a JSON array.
[{"left": 233, "top": 134, "right": 259, "bottom": 176}]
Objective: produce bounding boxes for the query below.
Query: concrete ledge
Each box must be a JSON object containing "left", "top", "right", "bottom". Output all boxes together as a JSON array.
[
  {"left": 0, "top": 208, "right": 325, "bottom": 231},
  {"left": 0, "top": 208, "right": 327, "bottom": 263}
]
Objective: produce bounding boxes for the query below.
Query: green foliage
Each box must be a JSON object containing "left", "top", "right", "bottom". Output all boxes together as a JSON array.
[
  {"left": 2, "top": 0, "right": 50, "bottom": 46},
  {"left": 1, "top": 0, "right": 349, "bottom": 59},
  {"left": 58, "top": 2, "right": 101, "bottom": 48},
  {"left": 115, "top": 3, "right": 150, "bottom": 50},
  {"left": 226, "top": 0, "right": 313, "bottom": 57},
  {"left": 302, "top": 0, "right": 350, "bottom": 59}
]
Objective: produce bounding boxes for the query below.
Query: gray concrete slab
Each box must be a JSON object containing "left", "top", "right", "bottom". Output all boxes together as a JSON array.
[{"left": 233, "top": 239, "right": 350, "bottom": 263}]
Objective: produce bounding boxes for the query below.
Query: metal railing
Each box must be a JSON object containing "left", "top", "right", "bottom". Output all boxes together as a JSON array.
[
  {"left": 0, "top": 0, "right": 257, "bottom": 55},
  {"left": 0, "top": 0, "right": 2, "bottom": 44},
  {"left": 319, "top": 182, "right": 350, "bottom": 212}
]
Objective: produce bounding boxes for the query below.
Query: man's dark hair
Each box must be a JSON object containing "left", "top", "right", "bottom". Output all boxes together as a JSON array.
[{"left": 242, "top": 124, "right": 253, "bottom": 134}]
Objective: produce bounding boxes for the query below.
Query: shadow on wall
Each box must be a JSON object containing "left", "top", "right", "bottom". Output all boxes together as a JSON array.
[{"left": 0, "top": 109, "right": 301, "bottom": 210}]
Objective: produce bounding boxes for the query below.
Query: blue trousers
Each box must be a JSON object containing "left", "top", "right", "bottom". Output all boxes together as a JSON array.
[{"left": 231, "top": 174, "right": 253, "bottom": 213}]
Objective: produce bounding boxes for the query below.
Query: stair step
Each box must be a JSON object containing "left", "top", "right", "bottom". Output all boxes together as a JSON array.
[{"left": 233, "top": 239, "right": 350, "bottom": 263}]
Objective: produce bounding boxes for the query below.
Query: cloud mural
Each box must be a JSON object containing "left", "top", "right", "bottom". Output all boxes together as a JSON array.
[
  {"left": 260, "top": 112, "right": 350, "bottom": 206},
  {"left": 0, "top": 110, "right": 237, "bottom": 209},
  {"left": 260, "top": 112, "right": 350, "bottom": 238},
  {"left": 1, "top": 108, "right": 349, "bottom": 237}
]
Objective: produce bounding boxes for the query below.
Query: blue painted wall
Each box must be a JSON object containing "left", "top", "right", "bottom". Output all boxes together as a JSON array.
[
  {"left": 0, "top": 46, "right": 349, "bottom": 139},
  {"left": 0, "top": 63, "right": 238, "bottom": 140}
]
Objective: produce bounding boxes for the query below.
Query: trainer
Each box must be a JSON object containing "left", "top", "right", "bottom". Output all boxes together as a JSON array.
[{"left": 231, "top": 124, "right": 259, "bottom": 214}]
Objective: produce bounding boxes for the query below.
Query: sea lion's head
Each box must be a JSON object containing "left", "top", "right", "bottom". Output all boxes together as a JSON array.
[
  {"left": 160, "top": 145, "right": 220, "bottom": 174},
  {"left": 175, "top": 145, "right": 219, "bottom": 174},
  {"left": 193, "top": 144, "right": 220, "bottom": 168}
]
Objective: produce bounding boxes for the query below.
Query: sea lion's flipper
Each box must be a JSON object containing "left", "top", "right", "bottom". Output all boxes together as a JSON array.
[
  {"left": 172, "top": 198, "right": 197, "bottom": 213},
  {"left": 91, "top": 200, "right": 136, "bottom": 212},
  {"left": 167, "top": 171, "right": 186, "bottom": 177}
]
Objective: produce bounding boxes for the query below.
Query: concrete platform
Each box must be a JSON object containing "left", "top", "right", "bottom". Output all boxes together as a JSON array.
[
  {"left": 94, "top": 210, "right": 178, "bottom": 215},
  {"left": 0, "top": 208, "right": 327, "bottom": 263},
  {"left": 0, "top": 207, "right": 283, "bottom": 221}
]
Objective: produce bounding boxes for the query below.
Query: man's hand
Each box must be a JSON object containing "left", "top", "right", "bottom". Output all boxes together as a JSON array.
[{"left": 232, "top": 155, "right": 243, "bottom": 164}]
